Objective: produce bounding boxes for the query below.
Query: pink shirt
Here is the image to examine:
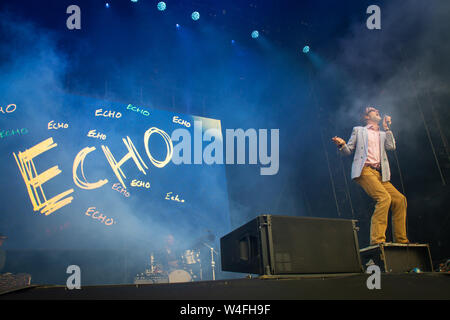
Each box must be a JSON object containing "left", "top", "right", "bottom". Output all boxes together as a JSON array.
[{"left": 365, "top": 124, "right": 381, "bottom": 167}]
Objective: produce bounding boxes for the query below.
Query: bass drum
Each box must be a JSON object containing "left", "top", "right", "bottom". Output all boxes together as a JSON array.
[{"left": 168, "top": 269, "right": 192, "bottom": 283}]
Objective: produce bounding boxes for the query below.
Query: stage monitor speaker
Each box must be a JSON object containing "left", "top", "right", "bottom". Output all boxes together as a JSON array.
[
  {"left": 220, "top": 215, "right": 363, "bottom": 275},
  {"left": 360, "top": 243, "right": 433, "bottom": 273}
]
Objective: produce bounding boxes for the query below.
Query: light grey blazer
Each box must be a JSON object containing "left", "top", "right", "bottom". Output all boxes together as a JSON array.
[{"left": 339, "top": 126, "right": 396, "bottom": 182}]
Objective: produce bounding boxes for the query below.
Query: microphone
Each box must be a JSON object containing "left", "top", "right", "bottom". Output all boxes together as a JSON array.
[{"left": 383, "top": 114, "right": 391, "bottom": 130}]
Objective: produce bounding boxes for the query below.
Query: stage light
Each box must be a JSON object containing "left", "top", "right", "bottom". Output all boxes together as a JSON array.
[
  {"left": 191, "top": 11, "right": 200, "bottom": 21},
  {"left": 231, "top": 40, "right": 235, "bottom": 44},
  {"left": 251, "top": 30, "right": 259, "bottom": 39},
  {"left": 105, "top": 3, "right": 110, "bottom": 8},
  {"left": 302, "top": 45, "right": 310, "bottom": 53},
  {"left": 176, "top": 23, "right": 180, "bottom": 29},
  {"left": 131, "top": 0, "right": 138, "bottom": 3},
  {"left": 157, "top": 2, "right": 166, "bottom": 11}
]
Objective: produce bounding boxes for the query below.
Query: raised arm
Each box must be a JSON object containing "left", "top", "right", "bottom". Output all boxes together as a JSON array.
[{"left": 383, "top": 115, "right": 396, "bottom": 151}]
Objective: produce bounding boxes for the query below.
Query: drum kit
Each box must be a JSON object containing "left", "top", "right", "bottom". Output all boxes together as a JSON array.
[{"left": 134, "top": 241, "right": 218, "bottom": 284}]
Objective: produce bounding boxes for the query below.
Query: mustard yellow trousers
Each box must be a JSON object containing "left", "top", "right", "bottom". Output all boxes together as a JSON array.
[{"left": 355, "top": 166, "right": 409, "bottom": 245}]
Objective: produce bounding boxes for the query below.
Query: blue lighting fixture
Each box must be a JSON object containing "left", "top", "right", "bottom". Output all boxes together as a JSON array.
[
  {"left": 191, "top": 11, "right": 200, "bottom": 21},
  {"left": 131, "top": 0, "right": 138, "bottom": 2},
  {"left": 105, "top": 2, "right": 110, "bottom": 8},
  {"left": 251, "top": 30, "right": 259, "bottom": 39},
  {"left": 157, "top": 2, "right": 166, "bottom": 11},
  {"left": 176, "top": 23, "right": 180, "bottom": 29},
  {"left": 231, "top": 39, "right": 235, "bottom": 44},
  {"left": 303, "top": 45, "right": 310, "bottom": 53}
]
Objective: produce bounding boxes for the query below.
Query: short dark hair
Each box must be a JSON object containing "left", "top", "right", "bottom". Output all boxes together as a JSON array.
[{"left": 361, "top": 106, "right": 379, "bottom": 124}]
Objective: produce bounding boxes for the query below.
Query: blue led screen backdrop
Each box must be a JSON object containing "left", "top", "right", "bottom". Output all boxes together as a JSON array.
[{"left": 0, "top": 94, "right": 231, "bottom": 266}]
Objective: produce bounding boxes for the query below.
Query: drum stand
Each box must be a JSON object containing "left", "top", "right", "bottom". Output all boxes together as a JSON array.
[
  {"left": 199, "top": 258, "right": 203, "bottom": 281},
  {"left": 203, "top": 242, "right": 218, "bottom": 281}
]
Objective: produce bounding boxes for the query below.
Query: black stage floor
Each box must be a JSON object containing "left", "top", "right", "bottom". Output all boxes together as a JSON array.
[{"left": 1, "top": 272, "right": 449, "bottom": 300}]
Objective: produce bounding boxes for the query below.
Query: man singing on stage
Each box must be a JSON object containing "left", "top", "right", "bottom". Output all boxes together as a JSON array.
[{"left": 332, "top": 107, "right": 409, "bottom": 245}]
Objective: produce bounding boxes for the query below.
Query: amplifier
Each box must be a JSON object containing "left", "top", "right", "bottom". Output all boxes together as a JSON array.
[
  {"left": 220, "top": 215, "right": 363, "bottom": 275},
  {"left": 360, "top": 243, "right": 433, "bottom": 272}
]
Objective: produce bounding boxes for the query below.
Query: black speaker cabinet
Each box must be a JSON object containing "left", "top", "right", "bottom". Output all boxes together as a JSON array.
[
  {"left": 360, "top": 243, "right": 433, "bottom": 273},
  {"left": 220, "top": 215, "right": 363, "bottom": 275}
]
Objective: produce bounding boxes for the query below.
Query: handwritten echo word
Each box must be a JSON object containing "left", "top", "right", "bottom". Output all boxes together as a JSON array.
[
  {"left": 95, "top": 108, "right": 122, "bottom": 119},
  {"left": 127, "top": 104, "right": 150, "bottom": 116},
  {"left": 46, "top": 222, "right": 70, "bottom": 236},
  {"left": 1, "top": 128, "right": 28, "bottom": 139},
  {"left": 131, "top": 179, "right": 150, "bottom": 189},
  {"left": 87, "top": 129, "right": 107, "bottom": 140},
  {"left": 13, "top": 127, "right": 172, "bottom": 215},
  {"left": 0, "top": 104, "right": 17, "bottom": 114},
  {"left": 173, "top": 116, "right": 191, "bottom": 128},
  {"left": 48, "top": 120, "right": 69, "bottom": 130},
  {"left": 165, "top": 192, "right": 185, "bottom": 203},
  {"left": 112, "top": 183, "right": 130, "bottom": 197},
  {"left": 85, "top": 207, "right": 116, "bottom": 226}
]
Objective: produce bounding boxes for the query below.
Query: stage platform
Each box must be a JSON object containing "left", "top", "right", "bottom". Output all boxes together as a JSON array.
[{"left": 1, "top": 272, "right": 449, "bottom": 300}]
